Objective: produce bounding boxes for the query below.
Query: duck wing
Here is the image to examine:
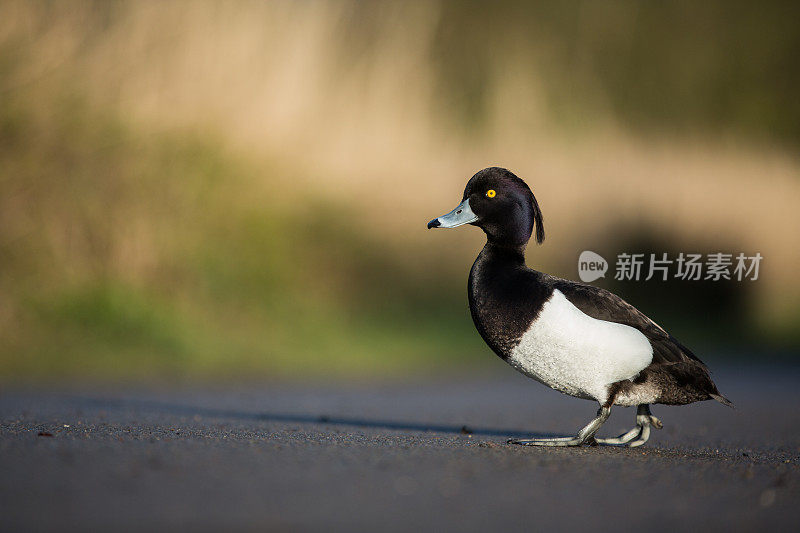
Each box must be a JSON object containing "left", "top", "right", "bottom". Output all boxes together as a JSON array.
[
  {"left": 548, "top": 277, "right": 703, "bottom": 367},
  {"left": 547, "top": 277, "right": 731, "bottom": 406}
]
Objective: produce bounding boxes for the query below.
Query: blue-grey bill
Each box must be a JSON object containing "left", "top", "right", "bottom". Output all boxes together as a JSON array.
[{"left": 428, "top": 198, "right": 478, "bottom": 228}]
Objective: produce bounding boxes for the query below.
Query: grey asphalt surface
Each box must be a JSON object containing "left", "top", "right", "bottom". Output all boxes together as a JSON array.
[{"left": 1, "top": 364, "right": 799, "bottom": 532}]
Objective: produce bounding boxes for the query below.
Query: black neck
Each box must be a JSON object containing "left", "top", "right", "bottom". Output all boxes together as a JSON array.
[
  {"left": 478, "top": 241, "right": 527, "bottom": 267},
  {"left": 468, "top": 239, "right": 541, "bottom": 360}
]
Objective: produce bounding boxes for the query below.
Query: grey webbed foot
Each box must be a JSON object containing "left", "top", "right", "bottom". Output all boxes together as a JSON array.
[
  {"left": 508, "top": 406, "right": 611, "bottom": 447},
  {"left": 594, "top": 404, "right": 662, "bottom": 447}
]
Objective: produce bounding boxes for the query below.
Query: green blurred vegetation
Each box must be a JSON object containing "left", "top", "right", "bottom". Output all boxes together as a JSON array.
[
  {"left": 0, "top": 87, "right": 481, "bottom": 380},
  {"left": 428, "top": 1, "right": 800, "bottom": 145},
  {"left": 335, "top": 1, "right": 800, "bottom": 145}
]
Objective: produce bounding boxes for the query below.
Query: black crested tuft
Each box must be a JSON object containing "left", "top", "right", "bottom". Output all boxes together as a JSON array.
[{"left": 531, "top": 190, "right": 545, "bottom": 245}]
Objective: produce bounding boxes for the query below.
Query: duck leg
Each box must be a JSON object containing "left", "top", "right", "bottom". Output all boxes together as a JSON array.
[
  {"left": 594, "top": 404, "right": 662, "bottom": 447},
  {"left": 508, "top": 406, "right": 611, "bottom": 447}
]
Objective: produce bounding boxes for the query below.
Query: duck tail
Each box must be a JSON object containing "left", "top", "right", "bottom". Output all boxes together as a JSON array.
[{"left": 710, "top": 393, "right": 734, "bottom": 408}]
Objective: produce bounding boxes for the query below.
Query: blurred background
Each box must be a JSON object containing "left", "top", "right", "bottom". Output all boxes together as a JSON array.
[{"left": 1, "top": 0, "right": 798, "bottom": 382}]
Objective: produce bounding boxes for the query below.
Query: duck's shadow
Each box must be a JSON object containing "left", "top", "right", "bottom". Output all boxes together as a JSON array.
[{"left": 74, "top": 395, "right": 558, "bottom": 440}]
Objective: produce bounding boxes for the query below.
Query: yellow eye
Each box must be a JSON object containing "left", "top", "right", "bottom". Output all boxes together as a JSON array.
[{"left": 486, "top": 189, "right": 496, "bottom": 198}]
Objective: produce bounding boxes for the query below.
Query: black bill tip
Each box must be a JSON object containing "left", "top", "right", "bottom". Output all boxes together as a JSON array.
[{"left": 427, "top": 218, "right": 441, "bottom": 229}]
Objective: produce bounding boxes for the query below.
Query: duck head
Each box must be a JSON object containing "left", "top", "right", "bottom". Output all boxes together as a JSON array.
[{"left": 427, "top": 167, "right": 545, "bottom": 248}]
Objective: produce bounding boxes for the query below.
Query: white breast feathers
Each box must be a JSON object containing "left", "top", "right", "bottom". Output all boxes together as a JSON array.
[{"left": 507, "top": 289, "right": 653, "bottom": 403}]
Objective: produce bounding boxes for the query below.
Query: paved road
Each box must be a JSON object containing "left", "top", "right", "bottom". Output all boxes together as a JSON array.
[{"left": 1, "top": 365, "right": 799, "bottom": 532}]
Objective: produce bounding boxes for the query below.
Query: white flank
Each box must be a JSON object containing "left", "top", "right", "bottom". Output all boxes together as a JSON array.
[{"left": 507, "top": 289, "right": 653, "bottom": 404}]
